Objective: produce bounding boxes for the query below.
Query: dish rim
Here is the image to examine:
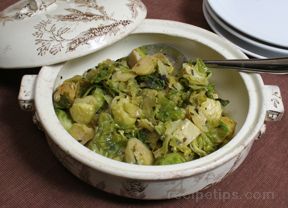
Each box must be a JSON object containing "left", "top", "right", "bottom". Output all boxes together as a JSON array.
[{"left": 34, "top": 19, "right": 266, "bottom": 180}]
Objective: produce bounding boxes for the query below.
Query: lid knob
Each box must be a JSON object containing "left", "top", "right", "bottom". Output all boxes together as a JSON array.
[
  {"left": 28, "top": 0, "right": 43, "bottom": 11},
  {"left": 29, "top": 0, "right": 56, "bottom": 11},
  {"left": 16, "top": 0, "right": 56, "bottom": 19}
]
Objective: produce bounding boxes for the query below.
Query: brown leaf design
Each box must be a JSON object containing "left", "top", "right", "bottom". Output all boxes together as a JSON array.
[
  {"left": 55, "top": 8, "right": 114, "bottom": 22},
  {"left": 67, "top": 20, "right": 132, "bottom": 52},
  {"left": 32, "top": 0, "right": 134, "bottom": 56},
  {"left": 33, "top": 20, "right": 71, "bottom": 56}
]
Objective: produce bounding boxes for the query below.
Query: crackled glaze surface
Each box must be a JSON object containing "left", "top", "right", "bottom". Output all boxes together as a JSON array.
[{"left": 0, "top": 0, "right": 146, "bottom": 68}]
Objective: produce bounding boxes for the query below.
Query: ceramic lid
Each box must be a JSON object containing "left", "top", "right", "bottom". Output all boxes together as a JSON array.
[{"left": 0, "top": 0, "right": 147, "bottom": 69}]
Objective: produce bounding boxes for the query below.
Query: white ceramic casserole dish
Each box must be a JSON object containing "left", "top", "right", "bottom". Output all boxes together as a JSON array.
[{"left": 18, "top": 19, "right": 284, "bottom": 199}]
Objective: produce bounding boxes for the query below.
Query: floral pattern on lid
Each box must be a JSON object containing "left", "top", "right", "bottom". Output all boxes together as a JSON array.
[{"left": 0, "top": 0, "right": 147, "bottom": 68}]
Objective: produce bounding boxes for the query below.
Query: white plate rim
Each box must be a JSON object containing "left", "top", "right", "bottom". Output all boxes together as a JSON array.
[
  {"left": 205, "top": 1, "right": 288, "bottom": 56},
  {"left": 207, "top": 0, "right": 288, "bottom": 49},
  {"left": 203, "top": 1, "right": 269, "bottom": 58}
]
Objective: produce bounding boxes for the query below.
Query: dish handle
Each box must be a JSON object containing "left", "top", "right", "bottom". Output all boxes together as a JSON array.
[
  {"left": 18, "top": 74, "right": 43, "bottom": 130},
  {"left": 263, "top": 85, "right": 284, "bottom": 122},
  {"left": 18, "top": 75, "right": 37, "bottom": 111},
  {"left": 255, "top": 85, "right": 284, "bottom": 140}
]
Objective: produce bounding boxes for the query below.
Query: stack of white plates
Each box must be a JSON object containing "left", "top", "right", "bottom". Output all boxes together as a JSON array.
[{"left": 203, "top": 0, "right": 288, "bottom": 58}]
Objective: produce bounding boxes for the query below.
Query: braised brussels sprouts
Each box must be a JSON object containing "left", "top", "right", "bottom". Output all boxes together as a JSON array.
[
  {"left": 199, "top": 98, "right": 222, "bottom": 126},
  {"left": 136, "top": 72, "right": 167, "bottom": 90},
  {"left": 68, "top": 123, "right": 94, "bottom": 145},
  {"left": 125, "top": 138, "right": 154, "bottom": 165},
  {"left": 87, "top": 112, "right": 127, "bottom": 160},
  {"left": 155, "top": 94, "right": 186, "bottom": 122},
  {"left": 181, "top": 59, "right": 211, "bottom": 87},
  {"left": 155, "top": 152, "right": 186, "bottom": 165},
  {"left": 85, "top": 60, "right": 115, "bottom": 83},
  {"left": 53, "top": 75, "right": 91, "bottom": 109},
  {"left": 69, "top": 96, "right": 98, "bottom": 124},
  {"left": 55, "top": 109, "right": 73, "bottom": 130},
  {"left": 165, "top": 119, "right": 201, "bottom": 146},
  {"left": 132, "top": 55, "right": 157, "bottom": 75},
  {"left": 127, "top": 48, "right": 146, "bottom": 68},
  {"left": 111, "top": 96, "right": 141, "bottom": 129},
  {"left": 53, "top": 44, "right": 236, "bottom": 165}
]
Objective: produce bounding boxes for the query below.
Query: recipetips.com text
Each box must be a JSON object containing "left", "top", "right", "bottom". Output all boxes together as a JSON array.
[{"left": 168, "top": 188, "right": 275, "bottom": 202}]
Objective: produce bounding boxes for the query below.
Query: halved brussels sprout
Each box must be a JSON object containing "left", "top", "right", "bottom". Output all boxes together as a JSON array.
[
  {"left": 127, "top": 48, "right": 146, "bottom": 68},
  {"left": 69, "top": 96, "right": 98, "bottom": 124},
  {"left": 125, "top": 138, "right": 154, "bottom": 165},
  {"left": 111, "top": 96, "right": 141, "bottom": 129},
  {"left": 190, "top": 134, "right": 215, "bottom": 157},
  {"left": 208, "top": 116, "right": 236, "bottom": 145},
  {"left": 199, "top": 98, "right": 222, "bottom": 126},
  {"left": 68, "top": 123, "right": 94, "bottom": 144},
  {"left": 132, "top": 55, "right": 157, "bottom": 75}
]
